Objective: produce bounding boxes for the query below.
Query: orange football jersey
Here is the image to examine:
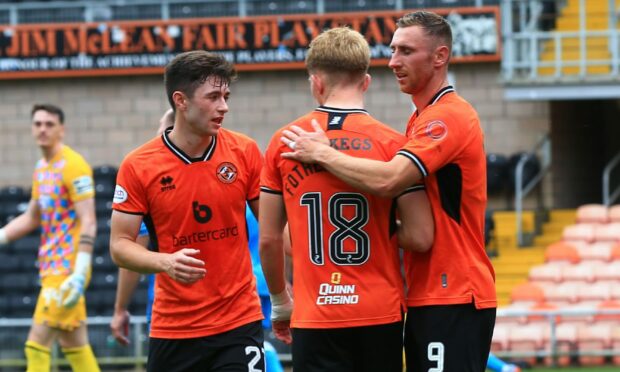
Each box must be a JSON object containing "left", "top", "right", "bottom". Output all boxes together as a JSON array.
[
  {"left": 262, "top": 107, "right": 417, "bottom": 329},
  {"left": 397, "top": 86, "right": 497, "bottom": 309},
  {"left": 113, "top": 128, "right": 264, "bottom": 338}
]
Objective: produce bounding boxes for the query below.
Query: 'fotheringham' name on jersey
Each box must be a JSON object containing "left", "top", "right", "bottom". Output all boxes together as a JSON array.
[
  {"left": 316, "top": 283, "right": 359, "bottom": 305},
  {"left": 172, "top": 225, "right": 239, "bottom": 247}
]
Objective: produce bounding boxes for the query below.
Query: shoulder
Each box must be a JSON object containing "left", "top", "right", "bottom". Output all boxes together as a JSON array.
[{"left": 62, "top": 145, "right": 91, "bottom": 169}]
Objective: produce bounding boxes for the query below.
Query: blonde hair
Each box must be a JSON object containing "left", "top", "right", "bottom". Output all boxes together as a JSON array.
[{"left": 305, "top": 27, "right": 370, "bottom": 84}]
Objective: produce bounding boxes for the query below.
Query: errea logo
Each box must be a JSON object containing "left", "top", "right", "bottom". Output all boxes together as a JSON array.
[
  {"left": 160, "top": 175, "right": 176, "bottom": 192},
  {"left": 329, "top": 116, "right": 342, "bottom": 126}
]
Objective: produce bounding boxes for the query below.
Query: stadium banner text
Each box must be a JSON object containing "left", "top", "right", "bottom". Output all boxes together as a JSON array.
[{"left": 0, "top": 7, "right": 500, "bottom": 79}]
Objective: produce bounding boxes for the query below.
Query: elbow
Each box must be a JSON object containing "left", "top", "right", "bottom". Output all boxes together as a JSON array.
[
  {"left": 375, "top": 177, "right": 402, "bottom": 199},
  {"left": 259, "top": 234, "right": 283, "bottom": 257},
  {"left": 109, "top": 238, "right": 123, "bottom": 267},
  {"left": 400, "top": 229, "right": 434, "bottom": 253}
]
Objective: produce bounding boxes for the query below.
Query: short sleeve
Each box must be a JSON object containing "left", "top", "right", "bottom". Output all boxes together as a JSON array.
[
  {"left": 260, "top": 132, "right": 284, "bottom": 194},
  {"left": 112, "top": 158, "right": 147, "bottom": 215},
  {"left": 397, "top": 108, "right": 467, "bottom": 177},
  {"left": 63, "top": 155, "right": 95, "bottom": 203}
]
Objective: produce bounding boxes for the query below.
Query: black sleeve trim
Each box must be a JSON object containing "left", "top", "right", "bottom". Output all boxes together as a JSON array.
[
  {"left": 396, "top": 149, "right": 428, "bottom": 177},
  {"left": 260, "top": 186, "right": 283, "bottom": 195},
  {"left": 111, "top": 209, "right": 145, "bottom": 216},
  {"left": 397, "top": 184, "right": 426, "bottom": 198}
]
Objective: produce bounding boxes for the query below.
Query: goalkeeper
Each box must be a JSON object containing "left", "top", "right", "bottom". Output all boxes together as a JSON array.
[{"left": 0, "top": 104, "right": 99, "bottom": 372}]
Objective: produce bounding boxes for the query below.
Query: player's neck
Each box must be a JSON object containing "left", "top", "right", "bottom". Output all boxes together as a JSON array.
[
  {"left": 167, "top": 126, "right": 214, "bottom": 158},
  {"left": 321, "top": 88, "right": 365, "bottom": 110},
  {"left": 40, "top": 142, "right": 63, "bottom": 162},
  {"left": 412, "top": 74, "right": 450, "bottom": 113}
]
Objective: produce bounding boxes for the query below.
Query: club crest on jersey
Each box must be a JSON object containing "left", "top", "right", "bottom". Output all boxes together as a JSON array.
[
  {"left": 425, "top": 120, "right": 448, "bottom": 141},
  {"left": 216, "top": 162, "right": 237, "bottom": 184}
]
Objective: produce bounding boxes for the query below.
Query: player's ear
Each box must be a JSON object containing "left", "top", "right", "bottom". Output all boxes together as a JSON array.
[
  {"left": 434, "top": 45, "right": 450, "bottom": 68},
  {"left": 172, "top": 91, "right": 187, "bottom": 111},
  {"left": 361, "top": 73, "right": 371, "bottom": 93}
]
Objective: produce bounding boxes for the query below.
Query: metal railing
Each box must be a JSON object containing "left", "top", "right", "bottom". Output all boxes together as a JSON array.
[
  {"left": 502, "top": 0, "right": 620, "bottom": 83},
  {"left": 603, "top": 151, "right": 620, "bottom": 206},
  {"left": 515, "top": 134, "right": 551, "bottom": 246},
  {"left": 0, "top": 0, "right": 500, "bottom": 25}
]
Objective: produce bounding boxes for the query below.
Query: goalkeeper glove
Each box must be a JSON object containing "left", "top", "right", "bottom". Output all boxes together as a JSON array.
[
  {"left": 59, "top": 252, "right": 91, "bottom": 308},
  {"left": 270, "top": 288, "right": 293, "bottom": 322}
]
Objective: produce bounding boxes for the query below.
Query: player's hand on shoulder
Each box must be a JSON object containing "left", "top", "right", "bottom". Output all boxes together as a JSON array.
[
  {"left": 163, "top": 248, "right": 206, "bottom": 284},
  {"left": 281, "top": 119, "right": 330, "bottom": 163}
]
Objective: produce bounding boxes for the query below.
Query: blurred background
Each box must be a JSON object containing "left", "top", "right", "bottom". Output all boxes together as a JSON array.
[{"left": 0, "top": 0, "right": 619, "bottom": 370}]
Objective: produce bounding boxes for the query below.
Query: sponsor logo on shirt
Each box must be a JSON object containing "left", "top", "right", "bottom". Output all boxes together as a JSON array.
[
  {"left": 216, "top": 162, "right": 237, "bottom": 184},
  {"left": 192, "top": 201, "right": 212, "bottom": 224},
  {"left": 425, "top": 120, "right": 448, "bottom": 140},
  {"left": 316, "top": 274, "right": 359, "bottom": 305},
  {"left": 160, "top": 175, "right": 176, "bottom": 192},
  {"left": 72, "top": 176, "right": 94, "bottom": 195},
  {"left": 113, "top": 185, "right": 128, "bottom": 204}
]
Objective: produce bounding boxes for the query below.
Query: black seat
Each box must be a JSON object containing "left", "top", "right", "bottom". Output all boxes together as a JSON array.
[
  {"left": 486, "top": 153, "right": 509, "bottom": 195},
  {"left": 93, "top": 165, "right": 118, "bottom": 181},
  {"left": 0, "top": 186, "right": 29, "bottom": 202}
]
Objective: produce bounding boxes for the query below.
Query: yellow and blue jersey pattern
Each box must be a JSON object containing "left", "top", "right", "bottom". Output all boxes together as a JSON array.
[{"left": 31, "top": 145, "right": 94, "bottom": 278}]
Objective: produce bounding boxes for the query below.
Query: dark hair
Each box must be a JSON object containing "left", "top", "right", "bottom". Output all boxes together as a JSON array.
[
  {"left": 164, "top": 50, "right": 237, "bottom": 110},
  {"left": 31, "top": 104, "right": 65, "bottom": 124},
  {"left": 397, "top": 11, "right": 452, "bottom": 52}
]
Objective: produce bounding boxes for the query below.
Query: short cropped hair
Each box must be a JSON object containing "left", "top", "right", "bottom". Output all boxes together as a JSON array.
[
  {"left": 397, "top": 11, "right": 452, "bottom": 53},
  {"left": 305, "top": 27, "right": 370, "bottom": 83},
  {"left": 164, "top": 50, "right": 237, "bottom": 110},
  {"left": 31, "top": 104, "right": 65, "bottom": 124}
]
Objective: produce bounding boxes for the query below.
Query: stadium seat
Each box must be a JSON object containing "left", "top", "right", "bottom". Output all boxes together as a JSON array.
[
  {"left": 0, "top": 185, "right": 29, "bottom": 202},
  {"left": 491, "top": 323, "right": 511, "bottom": 351},
  {"left": 544, "top": 282, "right": 581, "bottom": 305},
  {"left": 562, "top": 263, "right": 597, "bottom": 283},
  {"left": 544, "top": 242, "right": 580, "bottom": 264},
  {"left": 593, "top": 222, "right": 620, "bottom": 242},
  {"left": 577, "top": 282, "right": 612, "bottom": 304},
  {"left": 576, "top": 204, "right": 609, "bottom": 224},
  {"left": 530, "top": 264, "right": 563, "bottom": 283},
  {"left": 562, "top": 223, "right": 597, "bottom": 243},
  {"left": 511, "top": 282, "right": 545, "bottom": 305},
  {"left": 543, "top": 322, "right": 578, "bottom": 366},
  {"left": 593, "top": 300, "right": 620, "bottom": 325},
  {"left": 609, "top": 205, "right": 620, "bottom": 223},
  {"left": 577, "top": 323, "right": 612, "bottom": 365},
  {"left": 507, "top": 323, "right": 547, "bottom": 365},
  {"left": 486, "top": 153, "right": 509, "bottom": 195},
  {"left": 611, "top": 243, "right": 620, "bottom": 261},
  {"left": 576, "top": 242, "right": 614, "bottom": 262},
  {"left": 93, "top": 165, "right": 118, "bottom": 181},
  {"left": 594, "top": 261, "right": 620, "bottom": 283}
]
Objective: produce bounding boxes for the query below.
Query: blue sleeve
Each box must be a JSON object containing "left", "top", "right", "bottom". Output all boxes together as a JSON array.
[{"left": 138, "top": 222, "right": 149, "bottom": 237}]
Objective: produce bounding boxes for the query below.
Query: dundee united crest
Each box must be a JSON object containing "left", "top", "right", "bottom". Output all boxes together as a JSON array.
[{"left": 216, "top": 162, "right": 238, "bottom": 183}]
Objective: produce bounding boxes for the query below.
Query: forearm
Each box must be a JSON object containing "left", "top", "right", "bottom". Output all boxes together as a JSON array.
[
  {"left": 76, "top": 219, "right": 97, "bottom": 254},
  {"left": 110, "top": 237, "right": 165, "bottom": 274},
  {"left": 259, "top": 236, "right": 287, "bottom": 295},
  {"left": 1, "top": 213, "right": 39, "bottom": 243},
  {"left": 315, "top": 146, "right": 415, "bottom": 198},
  {"left": 114, "top": 268, "right": 141, "bottom": 312}
]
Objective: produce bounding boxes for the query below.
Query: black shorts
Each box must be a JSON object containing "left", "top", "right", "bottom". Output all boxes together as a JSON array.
[
  {"left": 404, "top": 303, "right": 496, "bottom": 372},
  {"left": 291, "top": 321, "right": 404, "bottom": 372},
  {"left": 147, "top": 321, "right": 265, "bottom": 372}
]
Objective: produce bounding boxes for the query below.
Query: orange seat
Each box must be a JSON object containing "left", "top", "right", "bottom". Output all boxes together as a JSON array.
[
  {"left": 511, "top": 282, "right": 545, "bottom": 305},
  {"left": 611, "top": 243, "right": 620, "bottom": 260},
  {"left": 577, "top": 204, "right": 609, "bottom": 224},
  {"left": 545, "top": 242, "right": 580, "bottom": 264}
]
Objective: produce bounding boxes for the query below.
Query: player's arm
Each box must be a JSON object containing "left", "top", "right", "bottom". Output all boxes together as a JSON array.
[
  {"left": 110, "top": 234, "right": 148, "bottom": 346},
  {"left": 396, "top": 190, "right": 434, "bottom": 252},
  {"left": 258, "top": 192, "right": 293, "bottom": 344},
  {"left": 248, "top": 199, "right": 259, "bottom": 219},
  {"left": 58, "top": 197, "right": 97, "bottom": 308},
  {"left": 281, "top": 119, "right": 421, "bottom": 198},
  {"left": 0, "top": 199, "right": 41, "bottom": 245},
  {"left": 110, "top": 210, "right": 206, "bottom": 284}
]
